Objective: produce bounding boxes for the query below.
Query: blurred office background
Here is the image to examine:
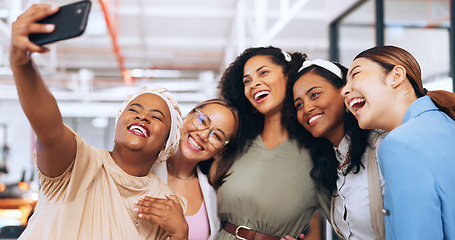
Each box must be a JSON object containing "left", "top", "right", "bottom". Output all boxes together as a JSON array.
[{"left": 0, "top": 0, "right": 452, "bottom": 239}]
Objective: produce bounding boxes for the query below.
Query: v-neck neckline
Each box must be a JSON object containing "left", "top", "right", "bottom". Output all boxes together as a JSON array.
[{"left": 257, "top": 135, "right": 290, "bottom": 151}]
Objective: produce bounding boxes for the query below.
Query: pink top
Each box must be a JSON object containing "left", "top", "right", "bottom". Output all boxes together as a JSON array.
[{"left": 185, "top": 201, "right": 210, "bottom": 240}]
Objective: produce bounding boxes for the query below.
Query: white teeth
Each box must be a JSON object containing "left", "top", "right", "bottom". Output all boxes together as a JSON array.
[
  {"left": 308, "top": 114, "right": 322, "bottom": 124},
  {"left": 188, "top": 136, "right": 203, "bottom": 150},
  {"left": 349, "top": 98, "right": 366, "bottom": 109},
  {"left": 254, "top": 91, "right": 270, "bottom": 101},
  {"left": 130, "top": 125, "right": 148, "bottom": 137}
]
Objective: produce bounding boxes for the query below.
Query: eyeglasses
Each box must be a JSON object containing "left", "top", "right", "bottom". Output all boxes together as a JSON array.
[{"left": 192, "top": 109, "right": 229, "bottom": 149}]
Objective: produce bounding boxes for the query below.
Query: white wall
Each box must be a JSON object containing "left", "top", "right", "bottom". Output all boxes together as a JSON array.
[{"left": 0, "top": 100, "right": 34, "bottom": 184}]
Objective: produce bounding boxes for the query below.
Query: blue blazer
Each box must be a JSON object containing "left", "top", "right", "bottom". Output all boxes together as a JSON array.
[{"left": 378, "top": 96, "right": 455, "bottom": 239}]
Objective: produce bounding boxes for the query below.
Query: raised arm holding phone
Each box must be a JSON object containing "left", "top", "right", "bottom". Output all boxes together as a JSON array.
[{"left": 11, "top": 4, "right": 189, "bottom": 240}]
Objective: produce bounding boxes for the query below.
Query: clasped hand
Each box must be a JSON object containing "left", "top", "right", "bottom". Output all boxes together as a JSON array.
[{"left": 134, "top": 195, "right": 188, "bottom": 240}]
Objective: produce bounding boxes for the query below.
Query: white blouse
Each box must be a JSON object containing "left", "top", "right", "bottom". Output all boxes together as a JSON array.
[{"left": 332, "top": 132, "right": 385, "bottom": 240}]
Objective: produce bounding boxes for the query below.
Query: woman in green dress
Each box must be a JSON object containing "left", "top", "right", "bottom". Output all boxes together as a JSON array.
[{"left": 212, "top": 46, "right": 330, "bottom": 239}]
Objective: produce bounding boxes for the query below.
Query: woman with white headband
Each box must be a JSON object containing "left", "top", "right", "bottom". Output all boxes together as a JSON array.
[
  {"left": 215, "top": 46, "right": 330, "bottom": 240},
  {"left": 285, "top": 59, "right": 387, "bottom": 239},
  {"left": 10, "top": 4, "right": 187, "bottom": 240}
]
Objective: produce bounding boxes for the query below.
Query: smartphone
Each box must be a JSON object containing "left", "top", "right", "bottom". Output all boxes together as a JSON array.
[{"left": 29, "top": 0, "right": 91, "bottom": 46}]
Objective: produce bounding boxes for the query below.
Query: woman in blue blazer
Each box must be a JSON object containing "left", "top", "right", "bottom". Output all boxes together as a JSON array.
[{"left": 341, "top": 45, "right": 455, "bottom": 239}]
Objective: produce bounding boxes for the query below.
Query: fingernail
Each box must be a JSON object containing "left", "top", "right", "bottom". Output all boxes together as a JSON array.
[
  {"left": 138, "top": 214, "right": 143, "bottom": 218},
  {"left": 133, "top": 200, "right": 139, "bottom": 205},
  {"left": 50, "top": 6, "right": 59, "bottom": 11},
  {"left": 45, "top": 24, "right": 55, "bottom": 32},
  {"left": 133, "top": 208, "right": 139, "bottom": 212},
  {"left": 140, "top": 195, "right": 146, "bottom": 199}
]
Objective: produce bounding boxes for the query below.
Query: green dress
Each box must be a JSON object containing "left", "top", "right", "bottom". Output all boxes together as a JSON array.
[{"left": 216, "top": 136, "right": 330, "bottom": 239}]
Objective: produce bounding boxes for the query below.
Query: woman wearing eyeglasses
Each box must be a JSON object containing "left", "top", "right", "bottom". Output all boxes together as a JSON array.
[{"left": 136, "top": 99, "right": 241, "bottom": 240}]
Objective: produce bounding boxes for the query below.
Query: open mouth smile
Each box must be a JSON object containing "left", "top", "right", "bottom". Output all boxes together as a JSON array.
[
  {"left": 308, "top": 113, "right": 323, "bottom": 126},
  {"left": 127, "top": 123, "right": 150, "bottom": 138},
  {"left": 348, "top": 97, "right": 366, "bottom": 113},
  {"left": 188, "top": 135, "right": 205, "bottom": 151},
  {"left": 253, "top": 90, "right": 270, "bottom": 103}
]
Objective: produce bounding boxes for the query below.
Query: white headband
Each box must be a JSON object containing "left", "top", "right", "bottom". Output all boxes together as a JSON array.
[
  {"left": 282, "top": 50, "right": 292, "bottom": 62},
  {"left": 116, "top": 85, "right": 183, "bottom": 163},
  {"left": 298, "top": 59, "right": 342, "bottom": 79}
]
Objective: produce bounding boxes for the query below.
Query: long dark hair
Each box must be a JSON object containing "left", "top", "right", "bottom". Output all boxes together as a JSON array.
[
  {"left": 355, "top": 45, "right": 455, "bottom": 121},
  {"left": 286, "top": 61, "right": 371, "bottom": 192},
  {"left": 184, "top": 99, "right": 241, "bottom": 189},
  {"left": 218, "top": 46, "right": 307, "bottom": 155}
]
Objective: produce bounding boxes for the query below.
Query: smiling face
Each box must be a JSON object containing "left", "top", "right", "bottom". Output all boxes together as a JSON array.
[
  {"left": 293, "top": 71, "right": 346, "bottom": 145},
  {"left": 243, "top": 55, "right": 288, "bottom": 116},
  {"left": 114, "top": 93, "right": 171, "bottom": 155},
  {"left": 342, "top": 57, "right": 396, "bottom": 130},
  {"left": 179, "top": 103, "right": 236, "bottom": 162}
]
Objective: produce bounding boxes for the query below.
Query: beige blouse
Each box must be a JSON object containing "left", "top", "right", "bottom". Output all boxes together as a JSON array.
[{"left": 19, "top": 127, "right": 185, "bottom": 240}]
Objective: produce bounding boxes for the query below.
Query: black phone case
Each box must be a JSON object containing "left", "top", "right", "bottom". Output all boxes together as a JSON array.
[{"left": 29, "top": 0, "right": 91, "bottom": 46}]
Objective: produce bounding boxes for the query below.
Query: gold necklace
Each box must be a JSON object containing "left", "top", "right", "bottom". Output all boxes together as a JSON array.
[
  {"left": 338, "top": 146, "right": 351, "bottom": 170},
  {"left": 167, "top": 162, "right": 196, "bottom": 180}
]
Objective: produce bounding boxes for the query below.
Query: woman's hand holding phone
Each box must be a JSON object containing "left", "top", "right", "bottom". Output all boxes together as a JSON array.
[
  {"left": 11, "top": 1, "right": 91, "bottom": 68},
  {"left": 28, "top": 1, "right": 91, "bottom": 46},
  {"left": 10, "top": 4, "right": 59, "bottom": 67}
]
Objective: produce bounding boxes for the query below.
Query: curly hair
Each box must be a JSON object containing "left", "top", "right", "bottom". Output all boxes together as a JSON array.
[
  {"left": 218, "top": 46, "right": 307, "bottom": 154},
  {"left": 285, "top": 61, "right": 371, "bottom": 192}
]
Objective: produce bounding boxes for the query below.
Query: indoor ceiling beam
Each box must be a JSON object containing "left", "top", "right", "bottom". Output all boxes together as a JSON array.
[
  {"left": 236, "top": 0, "right": 246, "bottom": 54},
  {"left": 280, "top": 0, "right": 289, "bottom": 16},
  {"left": 116, "top": 7, "right": 234, "bottom": 18},
  {"left": 254, "top": 0, "right": 267, "bottom": 42},
  {"left": 223, "top": 0, "right": 246, "bottom": 69},
  {"left": 256, "top": 0, "right": 311, "bottom": 46},
  {"left": 98, "top": 0, "right": 130, "bottom": 85},
  {"left": 114, "top": 6, "right": 323, "bottom": 20}
]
